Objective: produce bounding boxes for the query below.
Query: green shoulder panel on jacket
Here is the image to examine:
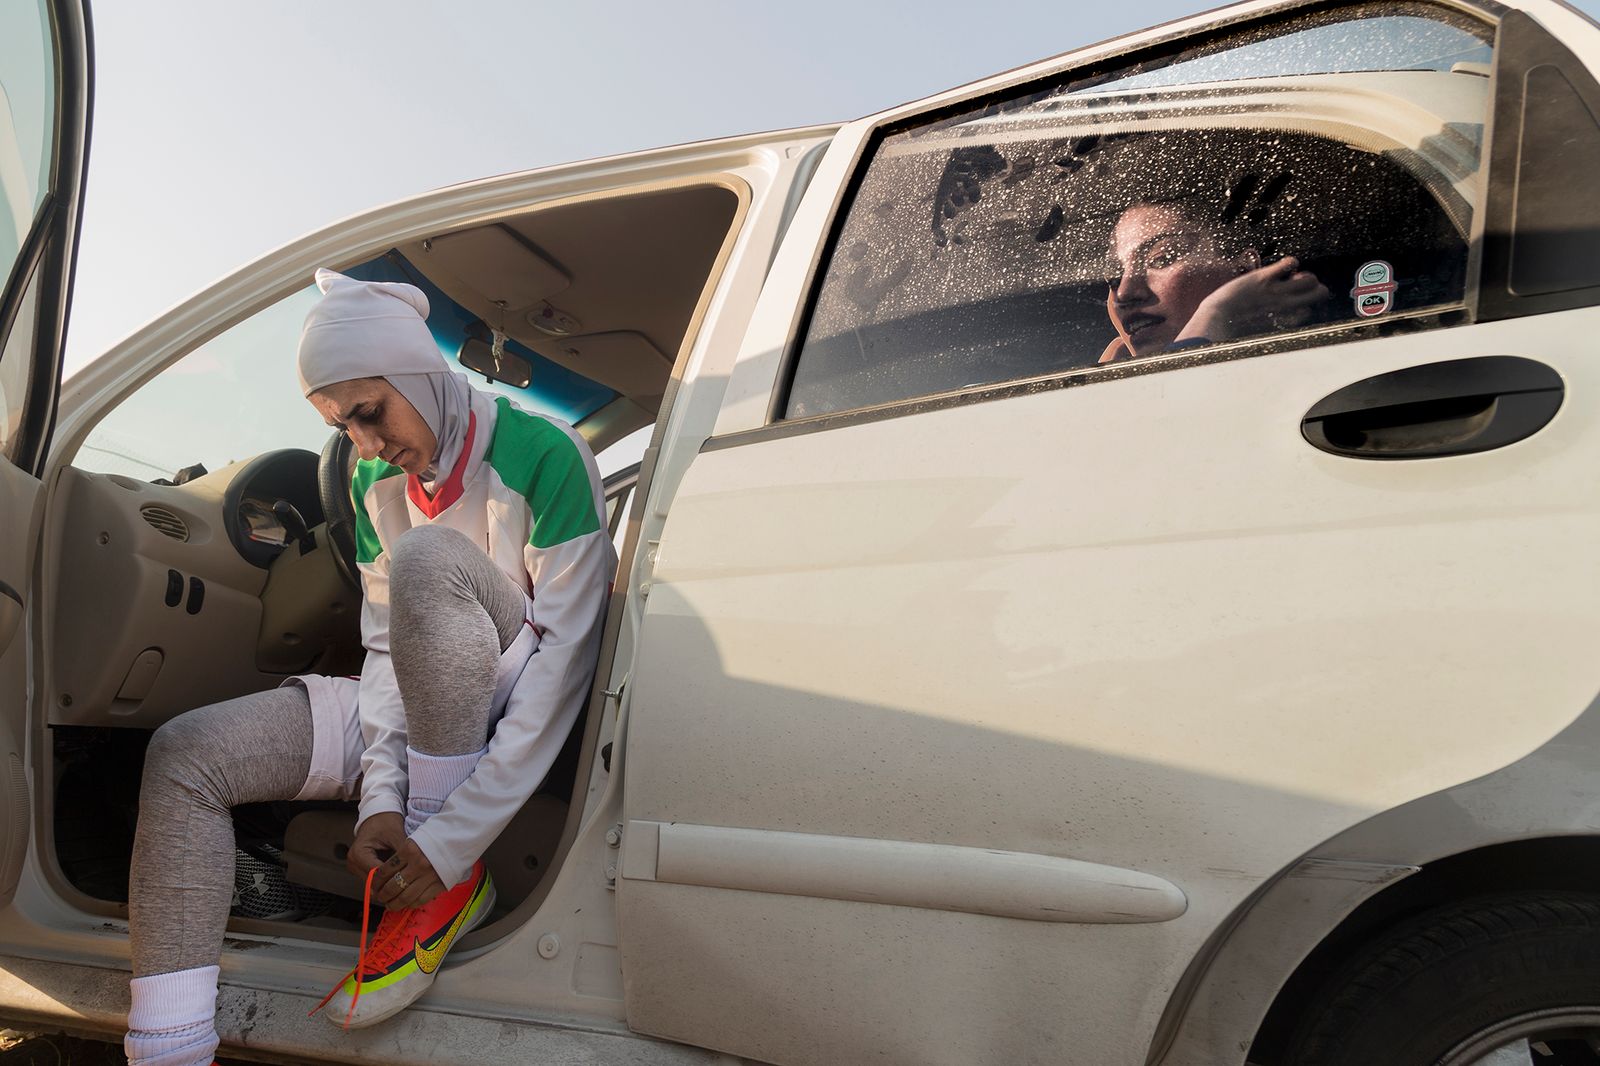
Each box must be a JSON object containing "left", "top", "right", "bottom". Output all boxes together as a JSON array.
[
  {"left": 485, "top": 396, "right": 602, "bottom": 549},
  {"left": 350, "top": 458, "right": 404, "bottom": 564}
]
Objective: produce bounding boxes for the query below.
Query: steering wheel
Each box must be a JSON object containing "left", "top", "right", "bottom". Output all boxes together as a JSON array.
[{"left": 318, "top": 430, "right": 362, "bottom": 593}]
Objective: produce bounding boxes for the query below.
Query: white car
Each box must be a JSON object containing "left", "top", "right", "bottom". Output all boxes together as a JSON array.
[{"left": 3, "top": 1, "right": 1600, "bottom": 1064}]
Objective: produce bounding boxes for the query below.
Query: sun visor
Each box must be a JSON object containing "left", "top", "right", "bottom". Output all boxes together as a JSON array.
[
  {"left": 419, "top": 226, "right": 571, "bottom": 307},
  {"left": 536, "top": 330, "right": 672, "bottom": 398}
]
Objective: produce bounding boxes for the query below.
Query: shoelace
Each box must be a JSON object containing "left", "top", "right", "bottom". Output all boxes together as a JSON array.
[{"left": 309, "top": 866, "right": 409, "bottom": 1029}]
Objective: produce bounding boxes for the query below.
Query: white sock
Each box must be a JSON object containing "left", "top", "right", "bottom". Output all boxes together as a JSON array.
[
  {"left": 124, "top": 965, "right": 220, "bottom": 1066},
  {"left": 404, "top": 745, "right": 485, "bottom": 836}
]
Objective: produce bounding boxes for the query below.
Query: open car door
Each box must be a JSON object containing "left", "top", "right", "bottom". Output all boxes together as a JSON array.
[{"left": 0, "top": 0, "right": 92, "bottom": 909}]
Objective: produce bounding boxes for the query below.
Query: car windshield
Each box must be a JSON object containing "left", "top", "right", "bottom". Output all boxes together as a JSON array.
[{"left": 76, "top": 249, "right": 623, "bottom": 482}]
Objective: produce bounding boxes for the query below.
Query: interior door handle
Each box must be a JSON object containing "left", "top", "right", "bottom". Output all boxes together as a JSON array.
[{"left": 1301, "top": 356, "right": 1564, "bottom": 459}]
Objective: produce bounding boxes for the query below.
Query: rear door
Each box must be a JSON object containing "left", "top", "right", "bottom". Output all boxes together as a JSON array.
[
  {"left": 0, "top": 0, "right": 90, "bottom": 909},
  {"left": 616, "top": 2, "right": 1600, "bottom": 1064}
]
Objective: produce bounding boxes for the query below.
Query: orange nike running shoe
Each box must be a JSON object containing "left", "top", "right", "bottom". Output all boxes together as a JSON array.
[{"left": 312, "top": 859, "right": 495, "bottom": 1029}]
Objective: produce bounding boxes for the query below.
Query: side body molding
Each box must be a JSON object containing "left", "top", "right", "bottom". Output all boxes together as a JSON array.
[{"left": 622, "top": 821, "right": 1187, "bottom": 924}]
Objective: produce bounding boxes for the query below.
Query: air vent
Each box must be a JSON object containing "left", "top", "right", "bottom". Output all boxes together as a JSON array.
[{"left": 140, "top": 506, "right": 189, "bottom": 542}]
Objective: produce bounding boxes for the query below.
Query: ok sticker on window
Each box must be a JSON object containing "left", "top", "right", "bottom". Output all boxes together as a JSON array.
[{"left": 1350, "top": 260, "right": 1398, "bottom": 318}]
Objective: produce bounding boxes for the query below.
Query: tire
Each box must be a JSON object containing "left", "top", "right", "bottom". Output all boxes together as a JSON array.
[{"left": 1284, "top": 892, "right": 1600, "bottom": 1066}]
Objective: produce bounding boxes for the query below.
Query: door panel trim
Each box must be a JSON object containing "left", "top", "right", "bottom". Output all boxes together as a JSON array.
[{"left": 624, "top": 820, "right": 1187, "bottom": 924}]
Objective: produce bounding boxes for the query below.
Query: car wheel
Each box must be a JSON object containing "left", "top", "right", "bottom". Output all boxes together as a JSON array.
[{"left": 1285, "top": 892, "right": 1600, "bottom": 1066}]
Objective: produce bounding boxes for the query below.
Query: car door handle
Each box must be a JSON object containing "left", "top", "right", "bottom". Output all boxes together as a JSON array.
[
  {"left": 0, "top": 579, "right": 21, "bottom": 656},
  {"left": 1301, "top": 356, "right": 1564, "bottom": 459}
]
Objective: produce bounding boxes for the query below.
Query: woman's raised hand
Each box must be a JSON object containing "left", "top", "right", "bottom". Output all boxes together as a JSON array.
[{"left": 1176, "top": 256, "right": 1331, "bottom": 346}]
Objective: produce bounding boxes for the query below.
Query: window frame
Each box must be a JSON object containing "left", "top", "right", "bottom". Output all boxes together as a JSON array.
[
  {"left": 756, "top": 0, "right": 1509, "bottom": 439},
  {"left": 1476, "top": 8, "right": 1600, "bottom": 320}
]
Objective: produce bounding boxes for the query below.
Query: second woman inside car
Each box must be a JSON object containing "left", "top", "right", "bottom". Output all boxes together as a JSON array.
[{"left": 1100, "top": 195, "right": 1331, "bottom": 363}]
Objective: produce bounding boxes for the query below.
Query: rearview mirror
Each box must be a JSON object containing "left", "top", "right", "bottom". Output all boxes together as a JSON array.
[{"left": 459, "top": 336, "right": 533, "bottom": 389}]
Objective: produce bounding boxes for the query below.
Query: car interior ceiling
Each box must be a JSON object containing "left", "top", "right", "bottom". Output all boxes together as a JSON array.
[{"left": 41, "top": 179, "right": 742, "bottom": 942}]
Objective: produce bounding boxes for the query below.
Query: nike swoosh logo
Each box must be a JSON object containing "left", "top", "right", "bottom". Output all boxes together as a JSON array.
[{"left": 414, "top": 885, "right": 479, "bottom": 975}]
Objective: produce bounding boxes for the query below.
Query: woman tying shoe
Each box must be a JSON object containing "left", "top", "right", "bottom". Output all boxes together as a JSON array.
[{"left": 123, "top": 268, "right": 616, "bottom": 1065}]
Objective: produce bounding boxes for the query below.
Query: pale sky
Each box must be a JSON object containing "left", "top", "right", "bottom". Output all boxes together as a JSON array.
[{"left": 62, "top": 0, "right": 1600, "bottom": 374}]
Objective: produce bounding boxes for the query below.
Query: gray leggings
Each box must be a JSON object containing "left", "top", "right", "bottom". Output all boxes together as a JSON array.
[{"left": 128, "top": 525, "right": 525, "bottom": 977}]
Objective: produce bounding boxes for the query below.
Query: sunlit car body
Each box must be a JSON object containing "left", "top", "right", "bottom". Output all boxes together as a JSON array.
[{"left": 4, "top": 2, "right": 1600, "bottom": 1065}]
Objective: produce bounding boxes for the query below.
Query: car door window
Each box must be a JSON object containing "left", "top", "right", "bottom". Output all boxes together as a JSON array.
[
  {"left": 75, "top": 286, "right": 332, "bottom": 480},
  {"left": 0, "top": 0, "right": 52, "bottom": 289},
  {"left": 783, "top": 2, "right": 1492, "bottom": 420},
  {"left": 0, "top": 0, "right": 55, "bottom": 460},
  {"left": 0, "top": 270, "right": 40, "bottom": 458}
]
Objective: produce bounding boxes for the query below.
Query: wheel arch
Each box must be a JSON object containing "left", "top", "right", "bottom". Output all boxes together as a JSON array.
[
  {"left": 1247, "top": 835, "right": 1600, "bottom": 1065},
  {"left": 1150, "top": 691, "right": 1600, "bottom": 1066}
]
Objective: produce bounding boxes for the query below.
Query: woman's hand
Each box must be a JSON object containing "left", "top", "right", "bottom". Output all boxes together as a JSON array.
[
  {"left": 1177, "top": 256, "right": 1330, "bottom": 345},
  {"left": 348, "top": 812, "right": 405, "bottom": 876},
  {"left": 373, "top": 837, "right": 445, "bottom": 909},
  {"left": 348, "top": 812, "right": 446, "bottom": 909}
]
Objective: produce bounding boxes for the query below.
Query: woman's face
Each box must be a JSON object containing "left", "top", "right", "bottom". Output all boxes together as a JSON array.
[
  {"left": 309, "top": 377, "right": 437, "bottom": 476},
  {"left": 1109, "top": 203, "right": 1252, "bottom": 356}
]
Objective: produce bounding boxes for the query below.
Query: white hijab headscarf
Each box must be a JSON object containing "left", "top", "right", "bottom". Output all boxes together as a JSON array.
[{"left": 296, "top": 268, "right": 476, "bottom": 484}]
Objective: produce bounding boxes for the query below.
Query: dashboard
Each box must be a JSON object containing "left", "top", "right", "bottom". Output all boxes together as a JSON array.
[{"left": 48, "top": 447, "right": 360, "bottom": 729}]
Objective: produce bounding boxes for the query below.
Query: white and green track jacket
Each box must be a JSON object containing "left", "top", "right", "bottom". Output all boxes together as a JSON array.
[{"left": 344, "top": 387, "right": 614, "bottom": 887}]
